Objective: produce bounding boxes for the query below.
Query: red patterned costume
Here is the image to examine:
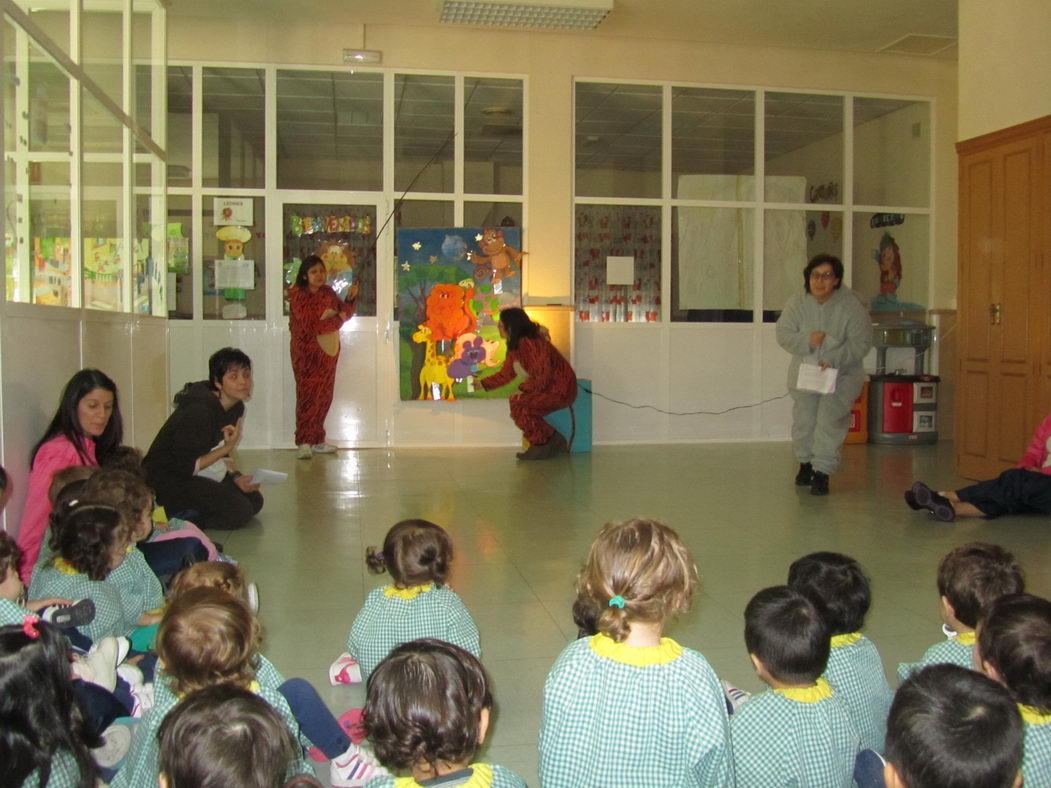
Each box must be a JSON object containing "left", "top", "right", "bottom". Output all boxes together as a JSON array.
[
  {"left": 480, "top": 336, "right": 577, "bottom": 444},
  {"left": 288, "top": 285, "right": 353, "bottom": 445}
]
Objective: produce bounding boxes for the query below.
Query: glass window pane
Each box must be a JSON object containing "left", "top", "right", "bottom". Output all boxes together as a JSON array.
[
  {"left": 395, "top": 74, "right": 453, "bottom": 193},
  {"left": 132, "top": 2, "right": 161, "bottom": 152},
  {"left": 277, "top": 70, "right": 383, "bottom": 191},
  {"left": 28, "top": 41, "right": 70, "bottom": 154},
  {"left": 82, "top": 4, "right": 123, "bottom": 110},
  {"left": 30, "top": 162, "right": 72, "bottom": 306},
  {"left": 672, "top": 206, "right": 754, "bottom": 322},
  {"left": 576, "top": 82, "right": 661, "bottom": 199},
  {"left": 464, "top": 201, "right": 522, "bottom": 228},
  {"left": 202, "top": 67, "right": 264, "bottom": 189},
  {"left": 15, "top": 4, "right": 70, "bottom": 58},
  {"left": 6, "top": 20, "right": 24, "bottom": 302},
  {"left": 282, "top": 203, "right": 377, "bottom": 318},
  {"left": 575, "top": 204, "right": 660, "bottom": 322},
  {"left": 83, "top": 159, "right": 124, "bottom": 312},
  {"left": 853, "top": 97, "right": 930, "bottom": 208},
  {"left": 763, "top": 209, "right": 843, "bottom": 321},
  {"left": 134, "top": 159, "right": 166, "bottom": 315},
  {"left": 852, "top": 212, "right": 929, "bottom": 311},
  {"left": 464, "top": 77, "right": 522, "bottom": 195},
  {"left": 166, "top": 194, "right": 192, "bottom": 319},
  {"left": 167, "top": 65, "right": 192, "bottom": 187},
  {"left": 673, "top": 87, "right": 755, "bottom": 200},
  {"left": 202, "top": 197, "right": 265, "bottom": 319},
  {"left": 83, "top": 83, "right": 122, "bottom": 155},
  {"left": 765, "top": 92, "right": 843, "bottom": 205}
]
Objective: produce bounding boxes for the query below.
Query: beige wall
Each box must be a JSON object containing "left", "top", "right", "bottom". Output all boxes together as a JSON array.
[
  {"left": 170, "top": 18, "right": 959, "bottom": 308},
  {"left": 958, "top": 0, "right": 1051, "bottom": 141}
]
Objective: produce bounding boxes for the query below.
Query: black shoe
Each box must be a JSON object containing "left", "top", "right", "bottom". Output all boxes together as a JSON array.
[
  {"left": 904, "top": 489, "right": 923, "bottom": 510},
  {"left": 795, "top": 462, "right": 814, "bottom": 486},
  {"left": 810, "top": 471, "right": 830, "bottom": 496},
  {"left": 41, "top": 598, "right": 96, "bottom": 629},
  {"left": 909, "top": 482, "right": 956, "bottom": 522}
]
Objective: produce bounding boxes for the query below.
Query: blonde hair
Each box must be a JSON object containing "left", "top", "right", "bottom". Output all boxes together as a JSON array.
[
  {"left": 169, "top": 561, "right": 248, "bottom": 604},
  {"left": 576, "top": 519, "right": 698, "bottom": 643},
  {"left": 156, "top": 587, "right": 259, "bottom": 696}
]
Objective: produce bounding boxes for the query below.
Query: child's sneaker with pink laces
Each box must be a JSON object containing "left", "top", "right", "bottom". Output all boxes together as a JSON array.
[{"left": 329, "top": 652, "right": 363, "bottom": 685}]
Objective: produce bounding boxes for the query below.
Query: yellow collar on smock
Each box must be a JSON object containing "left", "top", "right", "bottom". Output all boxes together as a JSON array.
[
  {"left": 589, "top": 632, "right": 683, "bottom": 666},
  {"left": 830, "top": 632, "right": 862, "bottom": 648},
  {"left": 393, "top": 764, "right": 494, "bottom": 788},
  {"left": 384, "top": 583, "right": 434, "bottom": 600},
  {"left": 774, "top": 677, "right": 833, "bottom": 704}
]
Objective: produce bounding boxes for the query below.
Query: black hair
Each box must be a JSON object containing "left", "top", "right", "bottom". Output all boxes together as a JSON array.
[
  {"left": 293, "top": 254, "right": 326, "bottom": 291},
  {"left": 787, "top": 551, "right": 871, "bottom": 635},
  {"left": 0, "top": 531, "right": 19, "bottom": 587},
  {"left": 158, "top": 683, "right": 298, "bottom": 788},
  {"left": 745, "top": 585, "right": 830, "bottom": 685},
  {"left": 31, "top": 369, "right": 123, "bottom": 467},
  {"left": 498, "top": 307, "right": 540, "bottom": 351},
  {"left": 885, "top": 664, "right": 1022, "bottom": 788},
  {"left": 0, "top": 622, "right": 100, "bottom": 788},
  {"left": 208, "top": 348, "right": 252, "bottom": 391},
  {"left": 0, "top": 464, "right": 7, "bottom": 495},
  {"left": 52, "top": 503, "right": 126, "bottom": 580},
  {"left": 978, "top": 593, "right": 1051, "bottom": 711},
  {"left": 365, "top": 519, "right": 452, "bottom": 587},
  {"left": 803, "top": 253, "right": 844, "bottom": 294},
  {"left": 938, "top": 542, "right": 1024, "bottom": 629},
  {"left": 363, "top": 638, "right": 493, "bottom": 773}
]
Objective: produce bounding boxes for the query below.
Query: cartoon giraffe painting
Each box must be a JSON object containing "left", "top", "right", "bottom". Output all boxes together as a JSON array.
[{"left": 412, "top": 324, "right": 455, "bottom": 401}]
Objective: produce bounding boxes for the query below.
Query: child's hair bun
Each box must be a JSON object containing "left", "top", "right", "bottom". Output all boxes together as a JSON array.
[{"left": 365, "top": 546, "right": 387, "bottom": 576}]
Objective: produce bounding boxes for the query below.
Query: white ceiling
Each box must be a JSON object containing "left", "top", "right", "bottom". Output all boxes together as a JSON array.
[{"left": 166, "top": 0, "right": 957, "bottom": 59}]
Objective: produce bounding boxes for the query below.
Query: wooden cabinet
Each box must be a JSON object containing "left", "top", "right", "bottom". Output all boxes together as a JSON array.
[{"left": 956, "top": 116, "right": 1051, "bottom": 479}]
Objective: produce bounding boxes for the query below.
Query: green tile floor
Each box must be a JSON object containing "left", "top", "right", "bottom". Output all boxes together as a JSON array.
[{"left": 221, "top": 440, "right": 1051, "bottom": 786}]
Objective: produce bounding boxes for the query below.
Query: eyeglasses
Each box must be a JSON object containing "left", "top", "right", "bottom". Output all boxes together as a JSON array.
[{"left": 809, "top": 271, "right": 836, "bottom": 280}]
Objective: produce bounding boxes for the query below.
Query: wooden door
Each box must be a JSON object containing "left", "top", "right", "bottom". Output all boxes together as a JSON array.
[{"left": 956, "top": 127, "right": 1043, "bottom": 479}]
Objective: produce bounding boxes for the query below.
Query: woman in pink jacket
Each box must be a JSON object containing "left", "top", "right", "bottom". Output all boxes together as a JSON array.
[
  {"left": 906, "top": 412, "right": 1051, "bottom": 522},
  {"left": 16, "top": 369, "right": 122, "bottom": 581}
]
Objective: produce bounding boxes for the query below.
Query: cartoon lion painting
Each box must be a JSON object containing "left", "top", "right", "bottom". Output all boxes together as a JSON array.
[{"left": 423, "top": 283, "right": 477, "bottom": 343}]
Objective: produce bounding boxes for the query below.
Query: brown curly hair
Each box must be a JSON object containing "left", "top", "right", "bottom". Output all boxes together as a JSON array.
[
  {"left": 51, "top": 503, "right": 126, "bottom": 581},
  {"left": 576, "top": 519, "right": 698, "bottom": 643},
  {"left": 938, "top": 542, "right": 1024, "bottom": 629},
  {"left": 81, "top": 469, "right": 153, "bottom": 541},
  {"left": 365, "top": 519, "right": 451, "bottom": 588},
  {"left": 0, "top": 531, "right": 21, "bottom": 588},
  {"left": 169, "top": 561, "right": 248, "bottom": 604},
  {"left": 156, "top": 587, "right": 259, "bottom": 697}
]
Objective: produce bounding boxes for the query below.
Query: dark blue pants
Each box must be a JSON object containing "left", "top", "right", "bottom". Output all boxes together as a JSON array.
[
  {"left": 137, "top": 537, "right": 208, "bottom": 580},
  {"left": 278, "top": 677, "right": 350, "bottom": 759},
  {"left": 957, "top": 468, "right": 1051, "bottom": 519}
]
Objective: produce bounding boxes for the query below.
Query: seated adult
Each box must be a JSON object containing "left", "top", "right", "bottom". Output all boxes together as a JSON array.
[
  {"left": 143, "top": 348, "right": 262, "bottom": 530},
  {"left": 906, "top": 411, "right": 1051, "bottom": 522}
]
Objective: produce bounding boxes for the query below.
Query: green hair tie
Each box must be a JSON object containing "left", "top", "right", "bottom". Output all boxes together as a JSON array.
[{"left": 608, "top": 595, "right": 626, "bottom": 609}]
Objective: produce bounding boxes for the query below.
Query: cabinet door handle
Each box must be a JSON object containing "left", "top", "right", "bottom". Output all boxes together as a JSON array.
[{"left": 989, "top": 302, "right": 1002, "bottom": 325}]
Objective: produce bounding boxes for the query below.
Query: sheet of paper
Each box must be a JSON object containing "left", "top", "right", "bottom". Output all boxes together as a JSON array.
[
  {"left": 796, "top": 363, "right": 837, "bottom": 394},
  {"left": 214, "top": 259, "right": 255, "bottom": 289},
  {"left": 249, "top": 468, "right": 288, "bottom": 485},
  {"left": 606, "top": 255, "right": 635, "bottom": 285}
]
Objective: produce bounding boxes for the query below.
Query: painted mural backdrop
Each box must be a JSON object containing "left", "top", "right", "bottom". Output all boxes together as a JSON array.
[{"left": 397, "top": 228, "right": 523, "bottom": 401}]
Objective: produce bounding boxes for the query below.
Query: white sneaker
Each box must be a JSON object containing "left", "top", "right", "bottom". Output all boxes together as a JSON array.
[
  {"left": 330, "top": 742, "right": 387, "bottom": 787},
  {"left": 93, "top": 718, "right": 136, "bottom": 768},
  {"left": 297, "top": 443, "right": 313, "bottom": 459},
  {"left": 246, "top": 581, "right": 259, "bottom": 613},
  {"left": 72, "top": 636, "right": 119, "bottom": 692},
  {"left": 312, "top": 442, "right": 338, "bottom": 454}
]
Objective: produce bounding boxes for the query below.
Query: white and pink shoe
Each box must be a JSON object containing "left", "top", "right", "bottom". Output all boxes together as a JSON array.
[{"left": 329, "top": 652, "right": 363, "bottom": 685}]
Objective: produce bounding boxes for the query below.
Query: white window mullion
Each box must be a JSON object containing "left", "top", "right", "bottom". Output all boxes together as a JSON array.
[
  {"left": 121, "top": 0, "right": 133, "bottom": 313},
  {"left": 191, "top": 64, "right": 203, "bottom": 321},
  {"left": 69, "top": 3, "right": 83, "bottom": 309},
  {"left": 454, "top": 75, "right": 464, "bottom": 227},
  {"left": 842, "top": 95, "right": 854, "bottom": 288}
]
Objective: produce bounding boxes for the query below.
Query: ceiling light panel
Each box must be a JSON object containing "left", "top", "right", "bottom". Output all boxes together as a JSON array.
[{"left": 440, "top": 0, "right": 613, "bottom": 30}]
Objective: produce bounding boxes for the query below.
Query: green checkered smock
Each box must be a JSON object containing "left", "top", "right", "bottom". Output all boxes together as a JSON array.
[
  {"left": 110, "top": 673, "right": 314, "bottom": 787},
  {"left": 823, "top": 634, "right": 893, "bottom": 753},
  {"left": 108, "top": 549, "right": 164, "bottom": 623},
  {"left": 896, "top": 636, "right": 974, "bottom": 683},
  {"left": 364, "top": 763, "right": 527, "bottom": 787},
  {"left": 0, "top": 597, "right": 34, "bottom": 626},
  {"left": 254, "top": 652, "right": 287, "bottom": 689},
  {"left": 20, "top": 751, "right": 87, "bottom": 787},
  {"left": 1023, "top": 713, "right": 1051, "bottom": 787},
  {"left": 347, "top": 585, "right": 481, "bottom": 679},
  {"left": 730, "top": 682, "right": 860, "bottom": 787},
  {"left": 538, "top": 635, "right": 733, "bottom": 787},
  {"left": 28, "top": 564, "right": 134, "bottom": 641}
]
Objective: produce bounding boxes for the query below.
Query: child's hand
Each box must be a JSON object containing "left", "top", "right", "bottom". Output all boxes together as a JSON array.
[
  {"left": 25, "top": 597, "right": 73, "bottom": 612},
  {"left": 234, "top": 475, "right": 261, "bottom": 494},
  {"left": 138, "top": 611, "right": 163, "bottom": 626}
]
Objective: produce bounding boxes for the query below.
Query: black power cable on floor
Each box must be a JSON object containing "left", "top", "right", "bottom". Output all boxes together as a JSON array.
[{"left": 577, "top": 383, "right": 791, "bottom": 417}]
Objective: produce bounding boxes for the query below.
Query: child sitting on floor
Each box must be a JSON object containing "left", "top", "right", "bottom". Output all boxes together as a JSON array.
[
  {"left": 333, "top": 519, "right": 480, "bottom": 683},
  {"left": 731, "top": 585, "right": 861, "bottom": 786},
  {"left": 977, "top": 593, "right": 1051, "bottom": 787},
  {"left": 112, "top": 587, "right": 317, "bottom": 786},
  {"left": 0, "top": 529, "right": 95, "bottom": 629},
  {"left": 788, "top": 551, "right": 894, "bottom": 752},
  {"left": 539, "top": 518, "right": 732, "bottom": 787},
  {"left": 362, "top": 638, "right": 527, "bottom": 787},
  {"left": 884, "top": 663, "right": 1023, "bottom": 788},
  {"left": 898, "top": 542, "right": 1024, "bottom": 682}
]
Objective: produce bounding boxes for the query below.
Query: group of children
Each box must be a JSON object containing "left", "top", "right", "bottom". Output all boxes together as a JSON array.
[{"left": 2, "top": 440, "right": 1050, "bottom": 788}]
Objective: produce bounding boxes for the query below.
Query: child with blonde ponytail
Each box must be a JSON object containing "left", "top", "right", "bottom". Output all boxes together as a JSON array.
[{"left": 539, "top": 518, "right": 732, "bottom": 787}]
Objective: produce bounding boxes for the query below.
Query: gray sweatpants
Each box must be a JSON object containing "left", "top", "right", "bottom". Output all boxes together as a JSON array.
[{"left": 790, "top": 375, "right": 864, "bottom": 476}]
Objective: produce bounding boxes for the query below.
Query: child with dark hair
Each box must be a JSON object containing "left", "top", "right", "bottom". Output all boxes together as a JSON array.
[
  {"left": 788, "top": 551, "right": 893, "bottom": 752},
  {"left": 0, "top": 619, "right": 101, "bottom": 788},
  {"left": 0, "top": 529, "right": 95, "bottom": 629},
  {"left": 884, "top": 663, "right": 1023, "bottom": 788},
  {"left": 333, "top": 519, "right": 480, "bottom": 683},
  {"left": 898, "top": 542, "right": 1024, "bottom": 682},
  {"left": 28, "top": 502, "right": 137, "bottom": 642},
  {"left": 362, "top": 638, "right": 526, "bottom": 787},
  {"left": 977, "top": 593, "right": 1051, "bottom": 786},
  {"left": 112, "top": 587, "right": 316, "bottom": 787},
  {"left": 732, "top": 586, "right": 860, "bottom": 786},
  {"left": 158, "top": 684, "right": 304, "bottom": 788},
  {"left": 539, "top": 519, "right": 731, "bottom": 787},
  {"left": 29, "top": 464, "right": 98, "bottom": 579}
]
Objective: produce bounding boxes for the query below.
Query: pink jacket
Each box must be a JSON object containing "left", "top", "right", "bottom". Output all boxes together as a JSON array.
[
  {"left": 1017, "top": 413, "right": 1051, "bottom": 475},
  {"left": 16, "top": 435, "right": 97, "bottom": 582}
]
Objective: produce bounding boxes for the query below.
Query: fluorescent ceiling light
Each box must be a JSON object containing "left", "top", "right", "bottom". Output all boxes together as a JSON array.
[
  {"left": 343, "top": 49, "right": 382, "bottom": 64},
  {"left": 440, "top": 0, "right": 612, "bottom": 30}
]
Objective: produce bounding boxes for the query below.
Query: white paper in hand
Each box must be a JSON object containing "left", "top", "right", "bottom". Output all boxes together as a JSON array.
[
  {"left": 249, "top": 469, "right": 288, "bottom": 485},
  {"left": 796, "top": 363, "right": 837, "bottom": 394}
]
